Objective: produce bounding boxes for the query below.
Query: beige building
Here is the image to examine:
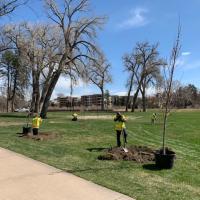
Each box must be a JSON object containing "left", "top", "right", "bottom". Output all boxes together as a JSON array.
[
  {"left": 81, "top": 94, "right": 102, "bottom": 107},
  {"left": 57, "top": 96, "right": 80, "bottom": 107}
]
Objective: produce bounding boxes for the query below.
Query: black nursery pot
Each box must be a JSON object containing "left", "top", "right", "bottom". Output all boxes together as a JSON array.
[
  {"left": 155, "top": 148, "right": 176, "bottom": 169},
  {"left": 23, "top": 127, "right": 32, "bottom": 135}
]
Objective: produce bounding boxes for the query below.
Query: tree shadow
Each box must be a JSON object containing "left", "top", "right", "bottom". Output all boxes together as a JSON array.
[
  {"left": 0, "top": 114, "right": 27, "bottom": 119},
  {"left": 86, "top": 147, "right": 110, "bottom": 152},
  {"left": 142, "top": 164, "right": 161, "bottom": 171},
  {"left": 65, "top": 165, "right": 132, "bottom": 173}
]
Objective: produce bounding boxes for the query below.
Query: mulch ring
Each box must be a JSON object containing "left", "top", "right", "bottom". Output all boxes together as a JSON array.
[
  {"left": 19, "top": 132, "right": 59, "bottom": 141},
  {"left": 98, "top": 146, "right": 156, "bottom": 163}
]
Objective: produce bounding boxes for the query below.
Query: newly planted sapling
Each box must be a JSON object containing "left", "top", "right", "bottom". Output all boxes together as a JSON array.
[{"left": 155, "top": 24, "right": 181, "bottom": 169}]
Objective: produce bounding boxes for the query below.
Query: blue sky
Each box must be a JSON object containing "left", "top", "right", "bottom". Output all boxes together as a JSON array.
[{"left": 1, "top": 0, "right": 200, "bottom": 98}]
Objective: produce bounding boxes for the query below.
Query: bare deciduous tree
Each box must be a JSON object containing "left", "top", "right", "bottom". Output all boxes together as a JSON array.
[
  {"left": 125, "top": 42, "right": 164, "bottom": 112},
  {"left": 0, "top": 50, "right": 29, "bottom": 112},
  {"left": 162, "top": 25, "right": 181, "bottom": 154},
  {"left": 87, "top": 52, "right": 112, "bottom": 111},
  {"left": 39, "top": 0, "right": 105, "bottom": 118},
  {"left": 0, "top": 0, "right": 29, "bottom": 17},
  {"left": 123, "top": 53, "right": 139, "bottom": 112}
]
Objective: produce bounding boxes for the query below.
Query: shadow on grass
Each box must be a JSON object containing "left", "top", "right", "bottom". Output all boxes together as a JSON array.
[
  {"left": 0, "top": 114, "right": 27, "bottom": 119},
  {"left": 66, "top": 165, "right": 132, "bottom": 173},
  {"left": 142, "top": 164, "right": 161, "bottom": 171},
  {"left": 86, "top": 147, "right": 110, "bottom": 152}
]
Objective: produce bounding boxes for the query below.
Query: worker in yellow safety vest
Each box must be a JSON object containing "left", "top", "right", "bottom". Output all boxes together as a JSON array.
[
  {"left": 72, "top": 113, "right": 78, "bottom": 121},
  {"left": 151, "top": 113, "right": 157, "bottom": 124},
  {"left": 32, "top": 114, "right": 42, "bottom": 135},
  {"left": 114, "top": 112, "right": 127, "bottom": 147}
]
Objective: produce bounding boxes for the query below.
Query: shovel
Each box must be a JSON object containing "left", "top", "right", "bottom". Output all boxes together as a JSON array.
[{"left": 122, "top": 129, "right": 128, "bottom": 153}]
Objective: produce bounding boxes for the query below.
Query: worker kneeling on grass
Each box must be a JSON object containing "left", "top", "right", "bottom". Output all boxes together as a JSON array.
[
  {"left": 72, "top": 113, "right": 78, "bottom": 121},
  {"left": 151, "top": 113, "right": 157, "bottom": 124},
  {"left": 114, "top": 112, "right": 127, "bottom": 147},
  {"left": 32, "top": 114, "right": 42, "bottom": 135}
]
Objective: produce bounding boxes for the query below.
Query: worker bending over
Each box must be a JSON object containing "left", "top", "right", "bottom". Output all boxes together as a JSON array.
[
  {"left": 32, "top": 114, "right": 42, "bottom": 135},
  {"left": 114, "top": 112, "right": 127, "bottom": 147}
]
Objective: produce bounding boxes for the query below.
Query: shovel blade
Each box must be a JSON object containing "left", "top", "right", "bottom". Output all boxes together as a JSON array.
[{"left": 123, "top": 147, "right": 129, "bottom": 153}]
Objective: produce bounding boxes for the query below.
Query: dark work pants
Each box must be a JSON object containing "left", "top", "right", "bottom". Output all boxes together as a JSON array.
[
  {"left": 116, "top": 131, "right": 121, "bottom": 147},
  {"left": 33, "top": 128, "right": 39, "bottom": 135},
  {"left": 116, "top": 129, "right": 128, "bottom": 147},
  {"left": 123, "top": 129, "right": 128, "bottom": 143}
]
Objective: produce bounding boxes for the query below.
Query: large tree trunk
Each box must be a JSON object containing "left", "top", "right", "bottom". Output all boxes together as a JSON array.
[
  {"left": 100, "top": 87, "right": 104, "bottom": 111},
  {"left": 131, "top": 73, "right": 145, "bottom": 112},
  {"left": 6, "top": 65, "right": 10, "bottom": 113},
  {"left": 39, "top": 81, "right": 50, "bottom": 111},
  {"left": 131, "top": 87, "right": 140, "bottom": 112},
  {"left": 40, "top": 71, "right": 61, "bottom": 118},
  {"left": 140, "top": 79, "right": 147, "bottom": 112},
  {"left": 11, "top": 72, "right": 17, "bottom": 112},
  {"left": 125, "top": 73, "right": 134, "bottom": 112},
  {"left": 40, "top": 53, "right": 68, "bottom": 118},
  {"left": 35, "top": 86, "right": 40, "bottom": 113},
  {"left": 141, "top": 89, "right": 146, "bottom": 112},
  {"left": 34, "top": 74, "right": 40, "bottom": 113},
  {"left": 30, "top": 70, "right": 40, "bottom": 114},
  {"left": 39, "top": 68, "right": 54, "bottom": 111}
]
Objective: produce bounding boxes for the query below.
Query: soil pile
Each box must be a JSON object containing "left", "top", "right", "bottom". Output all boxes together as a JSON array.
[
  {"left": 19, "top": 132, "right": 59, "bottom": 141},
  {"left": 98, "top": 146, "right": 155, "bottom": 163}
]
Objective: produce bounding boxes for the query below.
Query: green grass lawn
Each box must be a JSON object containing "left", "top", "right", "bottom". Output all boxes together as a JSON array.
[{"left": 0, "top": 111, "right": 199, "bottom": 200}]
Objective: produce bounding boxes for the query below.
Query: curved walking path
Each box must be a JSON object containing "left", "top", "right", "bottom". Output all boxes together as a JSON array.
[{"left": 0, "top": 148, "right": 135, "bottom": 200}]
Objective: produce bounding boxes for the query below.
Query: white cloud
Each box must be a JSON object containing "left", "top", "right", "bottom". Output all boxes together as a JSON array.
[
  {"left": 113, "top": 91, "right": 127, "bottom": 96},
  {"left": 176, "top": 57, "right": 186, "bottom": 67},
  {"left": 182, "top": 60, "right": 200, "bottom": 70},
  {"left": 181, "top": 52, "right": 191, "bottom": 56},
  {"left": 51, "top": 76, "right": 86, "bottom": 99},
  {"left": 146, "top": 87, "right": 156, "bottom": 96},
  {"left": 119, "top": 8, "right": 149, "bottom": 29},
  {"left": 176, "top": 55, "right": 200, "bottom": 71}
]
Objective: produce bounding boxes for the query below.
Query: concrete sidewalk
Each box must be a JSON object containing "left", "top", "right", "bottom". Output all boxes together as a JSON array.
[{"left": 0, "top": 148, "right": 135, "bottom": 200}]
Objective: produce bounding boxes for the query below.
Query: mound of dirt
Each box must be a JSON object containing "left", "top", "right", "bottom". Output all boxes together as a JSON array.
[
  {"left": 19, "top": 132, "right": 59, "bottom": 141},
  {"left": 98, "top": 146, "right": 155, "bottom": 163}
]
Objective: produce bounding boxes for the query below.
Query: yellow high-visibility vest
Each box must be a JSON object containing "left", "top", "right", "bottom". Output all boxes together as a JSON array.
[
  {"left": 114, "top": 115, "right": 126, "bottom": 131},
  {"left": 32, "top": 117, "right": 42, "bottom": 128},
  {"left": 72, "top": 113, "right": 78, "bottom": 117}
]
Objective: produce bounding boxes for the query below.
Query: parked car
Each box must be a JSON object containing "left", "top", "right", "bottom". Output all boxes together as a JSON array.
[{"left": 14, "top": 108, "right": 29, "bottom": 112}]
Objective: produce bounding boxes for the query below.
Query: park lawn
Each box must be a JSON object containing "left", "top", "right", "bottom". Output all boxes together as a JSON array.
[{"left": 0, "top": 111, "right": 199, "bottom": 200}]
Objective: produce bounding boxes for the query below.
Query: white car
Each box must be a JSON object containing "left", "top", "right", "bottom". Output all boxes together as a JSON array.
[{"left": 15, "top": 108, "right": 29, "bottom": 112}]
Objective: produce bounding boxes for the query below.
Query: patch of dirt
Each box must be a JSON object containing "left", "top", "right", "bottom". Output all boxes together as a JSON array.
[
  {"left": 98, "top": 146, "right": 155, "bottom": 163},
  {"left": 19, "top": 132, "right": 59, "bottom": 141},
  {"left": 49, "top": 121, "right": 65, "bottom": 124}
]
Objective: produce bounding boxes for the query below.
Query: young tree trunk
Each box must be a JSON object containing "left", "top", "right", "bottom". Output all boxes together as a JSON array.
[{"left": 125, "top": 73, "right": 134, "bottom": 112}]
